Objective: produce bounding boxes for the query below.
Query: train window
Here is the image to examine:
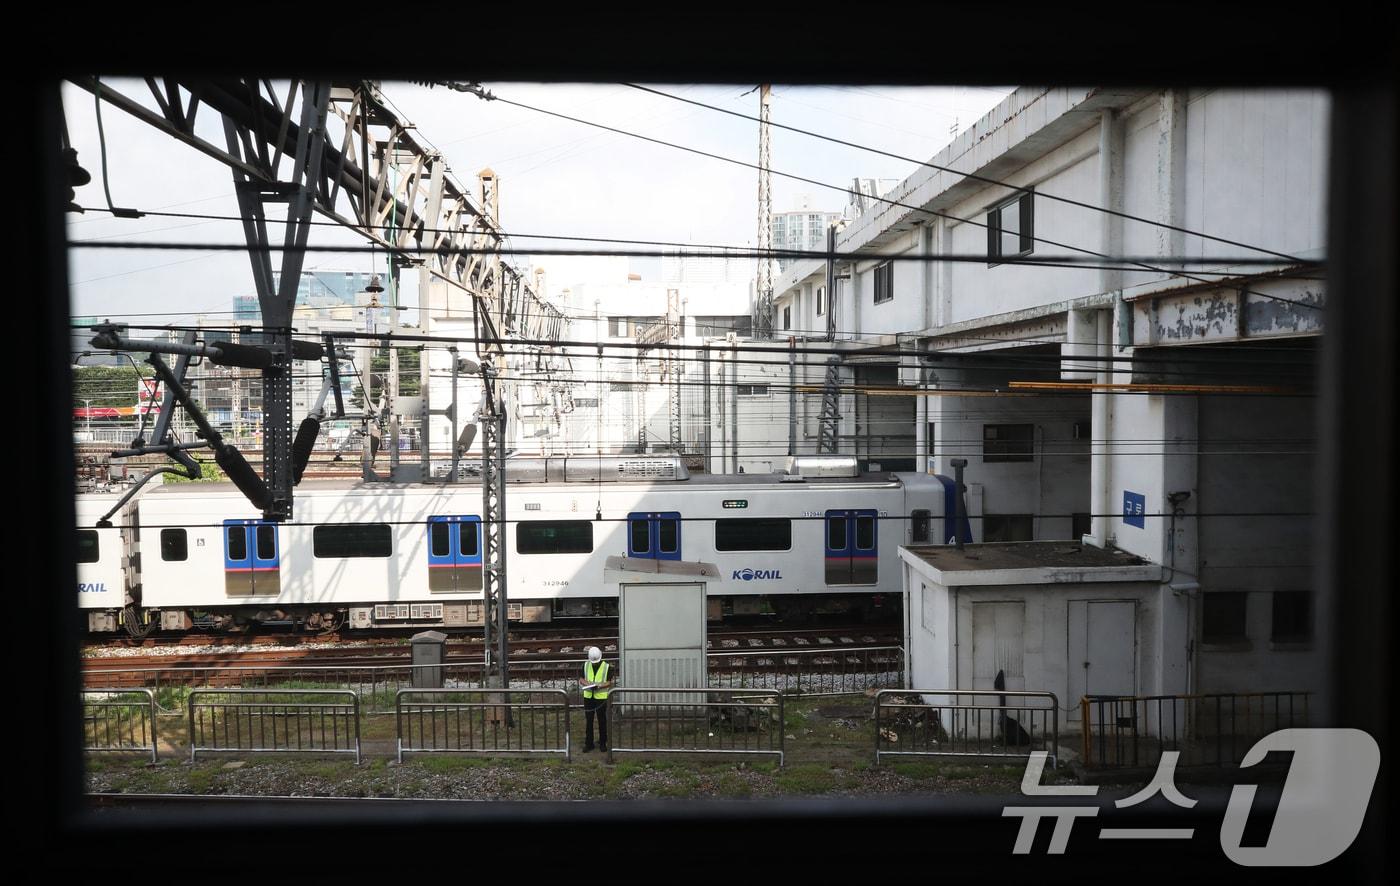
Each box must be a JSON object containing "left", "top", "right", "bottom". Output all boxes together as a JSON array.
[
  {"left": 256, "top": 524, "right": 277, "bottom": 560},
  {"left": 658, "top": 518, "right": 679, "bottom": 554},
  {"left": 517, "top": 520, "right": 593, "bottom": 554},
  {"left": 313, "top": 524, "right": 392, "bottom": 558},
  {"left": 226, "top": 526, "right": 247, "bottom": 561},
  {"left": 76, "top": 530, "right": 100, "bottom": 563},
  {"left": 715, "top": 518, "right": 791, "bottom": 551},
  {"left": 827, "top": 517, "right": 847, "bottom": 550},
  {"left": 458, "top": 522, "right": 479, "bottom": 557},
  {"left": 911, "top": 510, "right": 930, "bottom": 543},
  {"left": 160, "top": 528, "right": 188, "bottom": 561},
  {"left": 855, "top": 516, "right": 875, "bottom": 550},
  {"left": 430, "top": 522, "right": 450, "bottom": 557},
  {"left": 629, "top": 519, "right": 650, "bottom": 554}
]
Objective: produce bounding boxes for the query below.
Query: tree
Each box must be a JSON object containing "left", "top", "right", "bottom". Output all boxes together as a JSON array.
[
  {"left": 71, "top": 365, "right": 154, "bottom": 407},
  {"left": 350, "top": 346, "right": 421, "bottom": 410}
]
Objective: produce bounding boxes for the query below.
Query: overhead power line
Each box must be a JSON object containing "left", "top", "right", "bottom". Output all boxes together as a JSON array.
[
  {"left": 623, "top": 83, "right": 1306, "bottom": 263},
  {"left": 428, "top": 83, "right": 1322, "bottom": 312}
]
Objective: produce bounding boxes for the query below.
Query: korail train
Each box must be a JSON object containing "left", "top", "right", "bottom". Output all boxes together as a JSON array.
[{"left": 76, "top": 455, "right": 969, "bottom": 635}]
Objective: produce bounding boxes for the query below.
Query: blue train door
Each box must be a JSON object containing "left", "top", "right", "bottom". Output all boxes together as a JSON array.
[
  {"left": 824, "top": 509, "right": 878, "bottom": 585},
  {"left": 427, "top": 516, "right": 483, "bottom": 592},
  {"left": 223, "top": 519, "right": 280, "bottom": 597},
  {"left": 626, "top": 511, "right": 682, "bottom": 561}
]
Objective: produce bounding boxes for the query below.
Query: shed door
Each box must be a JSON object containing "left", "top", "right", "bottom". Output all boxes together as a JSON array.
[
  {"left": 971, "top": 601, "right": 1026, "bottom": 691},
  {"left": 1069, "top": 599, "right": 1138, "bottom": 707}
]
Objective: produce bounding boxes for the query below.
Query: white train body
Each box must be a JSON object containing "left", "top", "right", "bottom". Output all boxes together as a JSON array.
[{"left": 76, "top": 457, "right": 967, "bottom": 632}]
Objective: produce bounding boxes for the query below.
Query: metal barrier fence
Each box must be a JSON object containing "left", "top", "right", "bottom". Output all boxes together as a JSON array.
[
  {"left": 396, "top": 689, "right": 571, "bottom": 762},
  {"left": 706, "top": 646, "right": 905, "bottom": 696},
  {"left": 187, "top": 689, "right": 361, "bottom": 763},
  {"left": 1081, "top": 691, "right": 1310, "bottom": 769},
  {"left": 874, "top": 689, "right": 1061, "bottom": 767},
  {"left": 607, "top": 688, "right": 785, "bottom": 766},
  {"left": 83, "top": 689, "right": 159, "bottom": 762}
]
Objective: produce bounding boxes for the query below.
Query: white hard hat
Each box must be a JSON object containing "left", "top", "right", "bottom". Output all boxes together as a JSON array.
[{"left": 587, "top": 646, "right": 602, "bottom": 663}]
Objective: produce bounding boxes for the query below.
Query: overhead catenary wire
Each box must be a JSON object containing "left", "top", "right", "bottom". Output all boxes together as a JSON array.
[
  {"left": 622, "top": 83, "right": 1306, "bottom": 263},
  {"left": 441, "top": 86, "right": 1323, "bottom": 312}
]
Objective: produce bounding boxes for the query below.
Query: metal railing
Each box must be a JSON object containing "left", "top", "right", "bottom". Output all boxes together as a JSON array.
[
  {"left": 1081, "top": 691, "right": 1310, "bottom": 769},
  {"left": 607, "top": 688, "right": 785, "bottom": 766},
  {"left": 874, "top": 689, "right": 1060, "bottom": 767},
  {"left": 187, "top": 689, "right": 361, "bottom": 763},
  {"left": 706, "top": 645, "right": 905, "bottom": 696},
  {"left": 396, "top": 688, "right": 571, "bottom": 762},
  {"left": 83, "top": 688, "right": 159, "bottom": 762}
]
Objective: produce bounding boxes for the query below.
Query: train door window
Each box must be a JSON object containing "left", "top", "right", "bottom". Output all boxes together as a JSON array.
[
  {"left": 626, "top": 512, "right": 682, "bottom": 561},
  {"left": 458, "top": 520, "right": 479, "bottom": 557},
  {"left": 76, "top": 530, "right": 100, "bottom": 563},
  {"left": 629, "top": 519, "right": 650, "bottom": 555},
  {"left": 226, "top": 525, "right": 246, "bottom": 561},
  {"left": 430, "top": 521, "right": 451, "bottom": 558},
  {"left": 256, "top": 524, "right": 277, "bottom": 561},
  {"left": 855, "top": 516, "right": 875, "bottom": 550},
  {"left": 911, "top": 510, "right": 930, "bottom": 544},
  {"left": 825, "top": 509, "right": 878, "bottom": 586},
  {"left": 827, "top": 516, "right": 847, "bottom": 550},
  {"left": 658, "top": 517, "right": 679, "bottom": 555},
  {"left": 428, "top": 516, "right": 483, "bottom": 593},
  {"left": 160, "top": 528, "right": 188, "bottom": 561}
]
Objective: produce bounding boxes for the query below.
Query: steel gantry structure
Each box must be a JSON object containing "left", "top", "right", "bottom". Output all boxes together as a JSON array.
[{"left": 71, "top": 77, "right": 566, "bottom": 523}]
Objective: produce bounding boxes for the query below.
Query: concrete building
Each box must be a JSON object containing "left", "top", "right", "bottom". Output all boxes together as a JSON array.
[
  {"left": 776, "top": 87, "right": 1326, "bottom": 700},
  {"left": 772, "top": 195, "right": 842, "bottom": 273}
]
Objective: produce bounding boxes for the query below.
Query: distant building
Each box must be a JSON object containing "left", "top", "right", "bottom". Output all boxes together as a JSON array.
[
  {"left": 771, "top": 195, "right": 842, "bottom": 273},
  {"left": 233, "top": 269, "right": 381, "bottom": 322}
]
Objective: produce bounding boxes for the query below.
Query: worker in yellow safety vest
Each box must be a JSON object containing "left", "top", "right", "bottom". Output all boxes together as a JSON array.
[{"left": 582, "top": 646, "right": 615, "bottom": 752}]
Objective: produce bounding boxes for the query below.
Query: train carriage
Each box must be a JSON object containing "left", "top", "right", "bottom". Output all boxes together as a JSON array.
[{"left": 78, "top": 456, "right": 971, "bottom": 634}]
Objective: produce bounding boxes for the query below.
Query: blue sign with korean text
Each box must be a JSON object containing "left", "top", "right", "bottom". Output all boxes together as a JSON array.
[{"left": 1123, "top": 491, "right": 1146, "bottom": 528}]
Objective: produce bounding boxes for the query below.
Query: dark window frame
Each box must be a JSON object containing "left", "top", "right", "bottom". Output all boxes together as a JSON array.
[
  {"left": 160, "top": 528, "right": 188, "bottom": 562},
  {"left": 987, "top": 190, "right": 1035, "bottom": 265},
  {"left": 76, "top": 529, "right": 100, "bottom": 564},
  {"left": 516, "top": 520, "right": 594, "bottom": 555},
  {"left": 1271, "top": 591, "right": 1312, "bottom": 643},
  {"left": 983, "top": 514, "right": 1034, "bottom": 542},
  {"left": 911, "top": 509, "right": 931, "bottom": 544},
  {"left": 816, "top": 286, "right": 825, "bottom": 316},
  {"left": 983, "top": 423, "right": 1035, "bottom": 463},
  {"left": 1203, "top": 591, "right": 1250, "bottom": 644},
  {"left": 312, "top": 523, "right": 393, "bottom": 559},
  {"left": 873, "top": 261, "right": 894, "bottom": 304},
  {"left": 715, "top": 518, "right": 792, "bottom": 552}
]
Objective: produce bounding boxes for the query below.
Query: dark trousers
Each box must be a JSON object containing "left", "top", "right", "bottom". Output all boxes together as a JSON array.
[{"left": 584, "top": 697, "right": 609, "bottom": 749}]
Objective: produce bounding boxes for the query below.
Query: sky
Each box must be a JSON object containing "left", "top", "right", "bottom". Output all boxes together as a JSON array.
[{"left": 62, "top": 80, "right": 1014, "bottom": 326}]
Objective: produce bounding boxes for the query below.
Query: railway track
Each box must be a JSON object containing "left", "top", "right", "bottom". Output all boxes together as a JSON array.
[{"left": 81, "top": 624, "right": 902, "bottom": 689}]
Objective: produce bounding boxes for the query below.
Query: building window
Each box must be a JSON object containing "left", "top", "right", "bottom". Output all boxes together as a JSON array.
[
  {"left": 160, "top": 528, "right": 188, "bottom": 562},
  {"left": 736, "top": 384, "right": 770, "bottom": 397},
  {"left": 572, "top": 398, "right": 599, "bottom": 408},
  {"left": 988, "top": 191, "right": 1034, "bottom": 262},
  {"left": 873, "top": 261, "right": 893, "bottom": 304},
  {"left": 517, "top": 520, "right": 593, "bottom": 555},
  {"left": 983, "top": 514, "right": 1033, "bottom": 542},
  {"left": 1203, "top": 592, "right": 1249, "bottom": 644},
  {"left": 76, "top": 529, "right": 100, "bottom": 564},
  {"left": 1271, "top": 591, "right": 1311, "bottom": 643},
  {"left": 926, "top": 422, "right": 936, "bottom": 458},
  {"left": 313, "top": 524, "right": 392, "bottom": 558},
  {"left": 816, "top": 286, "right": 825, "bottom": 316},
  {"left": 715, "top": 518, "right": 792, "bottom": 551},
  {"left": 609, "top": 382, "right": 634, "bottom": 392},
  {"left": 783, "top": 306, "right": 791, "bottom": 330},
  {"left": 608, "top": 317, "right": 629, "bottom": 337},
  {"left": 983, "top": 423, "right": 1035, "bottom": 462}
]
